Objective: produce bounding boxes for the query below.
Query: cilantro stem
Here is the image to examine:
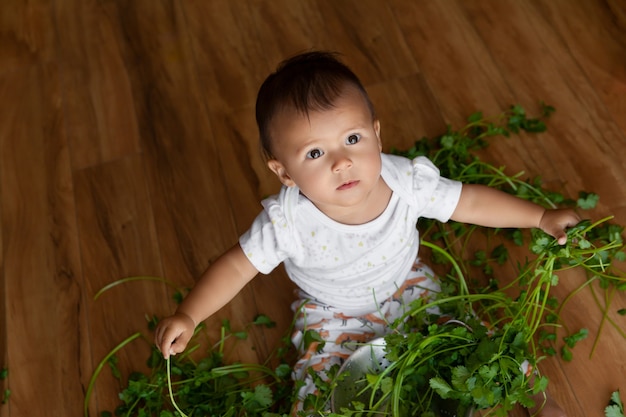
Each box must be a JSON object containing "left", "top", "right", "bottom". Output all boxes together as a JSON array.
[
  {"left": 422, "top": 240, "right": 470, "bottom": 296},
  {"left": 166, "top": 357, "right": 189, "bottom": 417},
  {"left": 84, "top": 332, "right": 143, "bottom": 417},
  {"left": 94, "top": 276, "right": 181, "bottom": 300},
  {"left": 588, "top": 285, "right": 624, "bottom": 358}
]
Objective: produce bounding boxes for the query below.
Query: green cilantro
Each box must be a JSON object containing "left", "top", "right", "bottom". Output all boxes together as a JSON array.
[
  {"left": 430, "top": 377, "right": 454, "bottom": 398},
  {"left": 606, "top": 390, "right": 625, "bottom": 417},
  {"left": 253, "top": 314, "right": 277, "bottom": 328},
  {"left": 564, "top": 329, "right": 589, "bottom": 348},
  {"left": 173, "top": 290, "right": 184, "bottom": 304},
  {"left": 578, "top": 192, "right": 600, "bottom": 210},
  {"left": 107, "top": 355, "right": 121, "bottom": 379},
  {"left": 561, "top": 346, "right": 573, "bottom": 362},
  {"left": 467, "top": 111, "right": 484, "bottom": 123},
  {"left": 233, "top": 331, "right": 248, "bottom": 339},
  {"left": 241, "top": 385, "right": 273, "bottom": 412},
  {"left": 1, "top": 389, "right": 9, "bottom": 405},
  {"left": 302, "top": 329, "right": 326, "bottom": 353}
]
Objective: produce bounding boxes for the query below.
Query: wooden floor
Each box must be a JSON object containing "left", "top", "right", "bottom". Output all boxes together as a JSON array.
[{"left": 1, "top": 0, "right": 626, "bottom": 416}]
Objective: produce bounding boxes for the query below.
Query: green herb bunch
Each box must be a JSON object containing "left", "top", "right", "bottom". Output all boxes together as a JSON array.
[
  {"left": 343, "top": 215, "right": 624, "bottom": 417},
  {"left": 86, "top": 314, "right": 295, "bottom": 417},
  {"left": 374, "top": 318, "right": 539, "bottom": 417},
  {"left": 395, "top": 103, "right": 625, "bottom": 360}
]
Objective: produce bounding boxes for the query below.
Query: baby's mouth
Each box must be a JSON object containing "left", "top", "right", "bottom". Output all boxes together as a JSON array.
[{"left": 337, "top": 180, "right": 359, "bottom": 191}]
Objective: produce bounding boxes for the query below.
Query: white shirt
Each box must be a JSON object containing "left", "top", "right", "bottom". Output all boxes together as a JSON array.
[{"left": 239, "top": 153, "right": 462, "bottom": 314}]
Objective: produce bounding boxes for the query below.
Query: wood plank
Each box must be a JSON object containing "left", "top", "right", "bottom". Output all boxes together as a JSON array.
[
  {"left": 249, "top": 0, "right": 328, "bottom": 67},
  {"left": 461, "top": 0, "right": 626, "bottom": 214},
  {"left": 0, "top": 1, "right": 92, "bottom": 416},
  {"left": 367, "top": 74, "right": 448, "bottom": 153},
  {"left": 313, "top": 0, "right": 419, "bottom": 85},
  {"left": 74, "top": 155, "right": 171, "bottom": 416},
  {"left": 389, "top": 0, "right": 516, "bottom": 123},
  {"left": 181, "top": 0, "right": 270, "bottom": 113},
  {"left": 0, "top": 61, "right": 88, "bottom": 417},
  {"left": 0, "top": 187, "right": 5, "bottom": 417},
  {"left": 53, "top": 0, "right": 142, "bottom": 171},
  {"left": 533, "top": 0, "right": 626, "bottom": 139},
  {"left": 0, "top": 0, "right": 57, "bottom": 66},
  {"left": 304, "top": 0, "right": 419, "bottom": 85}
]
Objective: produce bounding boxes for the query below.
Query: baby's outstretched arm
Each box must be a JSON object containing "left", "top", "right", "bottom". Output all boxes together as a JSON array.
[
  {"left": 451, "top": 184, "right": 581, "bottom": 242},
  {"left": 154, "top": 243, "right": 259, "bottom": 359}
]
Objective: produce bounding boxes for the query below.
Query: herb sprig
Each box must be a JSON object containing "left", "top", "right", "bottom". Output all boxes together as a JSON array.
[{"left": 606, "top": 390, "right": 625, "bottom": 417}]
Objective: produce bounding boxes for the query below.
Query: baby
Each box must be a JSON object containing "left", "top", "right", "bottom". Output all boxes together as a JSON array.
[{"left": 155, "top": 51, "right": 576, "bottom": 416}]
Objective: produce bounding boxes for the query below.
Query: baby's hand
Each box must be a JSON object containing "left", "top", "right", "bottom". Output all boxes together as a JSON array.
[
  {"left": 154, "top": 312, "right": 196, "bottom": 360},
  {"left": 538, "top": 208, "right": 582, "bottom": 245}
]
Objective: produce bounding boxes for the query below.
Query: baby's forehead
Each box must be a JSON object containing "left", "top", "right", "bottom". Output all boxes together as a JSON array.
[{"left": 269, "top": 89, "right": 374, "bottom": 139}]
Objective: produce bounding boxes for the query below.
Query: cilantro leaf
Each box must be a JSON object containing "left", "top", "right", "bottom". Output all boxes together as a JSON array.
[
  {"left": 430, "top": 377, "right": 454, "bottom": 398},
  {"left": 564, "top": 329, "right": 588, "bottom": 348},
  {"left": 531, "top": 376, "right": 548, "bottom": 395},
  {"left": 253, "top": 314, "right": 276, "bottom": 328},
  {"left": 241, "top": 384, "right": 273, "bottom": 411},
  {"left": 577, "top": 192, "right": 599, "bottom": 210},
  {"left": 606, "top": 405, "right": 625, "bottom": 417},
  {"left": 467, "top": 111, "right": 483, "bottom": 123},
  {"left": 561, "top": 346, "right": 573, "bottom": 362},
  {"left": 611, "top": 390, "right": 624, "bottom": 409},
  {"left": 606, "top": 390, "right": 625, "bottom": 417},
  {"left": 451, "top": 366, "right": 471, "bottom": 390}
]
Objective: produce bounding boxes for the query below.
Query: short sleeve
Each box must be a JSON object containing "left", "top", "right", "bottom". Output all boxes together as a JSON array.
[
  {"left": 239, "top": 189, "right": 299, "bottom": 274},
  {"left": 380, "top": 153, "right": 462, "bottom": 223},
  {"left": 412, "top": 156, "right": 462, "bottom": 222}
]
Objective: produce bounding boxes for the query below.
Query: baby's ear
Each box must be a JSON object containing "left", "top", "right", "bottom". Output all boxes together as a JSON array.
[
  {"left": 374, "top": 119, "right": 382, "bottom": 150},
  {"left": 267, "top": 159, "right": 296, "bottom": 187}
]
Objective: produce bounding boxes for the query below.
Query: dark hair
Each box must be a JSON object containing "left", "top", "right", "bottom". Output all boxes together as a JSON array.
[{"left": 255, "top": 51, "right": 375, "bottom": 159}]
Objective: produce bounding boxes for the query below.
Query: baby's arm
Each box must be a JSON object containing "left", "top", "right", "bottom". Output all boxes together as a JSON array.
[
  {"left": 154, "top": 243, "right": 259, "bottom": 359},
  {"left": 451, "top": 184, "right": 581, "bottom": 243}
]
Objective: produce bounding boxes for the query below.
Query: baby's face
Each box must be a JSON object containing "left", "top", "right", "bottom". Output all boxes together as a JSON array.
[{"left": 267, "top": 85, "right": 387, "bottom": 223}]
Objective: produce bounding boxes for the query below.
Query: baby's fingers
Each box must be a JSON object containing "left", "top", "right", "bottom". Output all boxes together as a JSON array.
[
  {"left": 154, "top": 313, "right": 196, "bottom": 359},
  {"left": 158, "top": 327, "right": 187, "bottom": 360},
  {"left": 555, "top": 230, "right": 568, "bottom": 245}
]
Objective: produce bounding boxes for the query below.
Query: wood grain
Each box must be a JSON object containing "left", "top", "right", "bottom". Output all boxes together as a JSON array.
[
  {"left": 1, "top": 1, "right": 625, "bottom": 416},
  {"left": 0, "top": 59, "right": 87, "bottom": 417}
]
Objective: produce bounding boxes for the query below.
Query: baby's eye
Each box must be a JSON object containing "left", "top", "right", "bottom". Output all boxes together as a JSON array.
[
  {"left": 306, "top": 148, "right": 324, "bottom": 159},
  {"left": 346, "top": 134, "right": 361, "bottom": 145}
]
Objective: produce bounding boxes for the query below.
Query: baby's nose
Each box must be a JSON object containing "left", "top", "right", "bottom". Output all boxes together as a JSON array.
[{"left": 333, "top": 155, "right": 353, "bottom": 172}]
